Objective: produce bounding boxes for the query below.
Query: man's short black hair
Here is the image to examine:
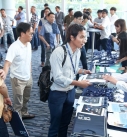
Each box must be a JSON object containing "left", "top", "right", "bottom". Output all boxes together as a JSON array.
[
  {"left": 110, "top": 7, "right": 117, "bottom": 11},
  {"left": 44, "top": 7, "right": 51, "bottom": 12},
  {"left": 83, "top": 13, "right": 89, "bottom": 20},
  {"left": 55, "top": 6, "right": 60, "bottom": 9},
  {"left": 44, "top": 3, "right": 48, "bottom": 7},
  {"left": 16, "top": 22, "right": 31, "bottom": 37},
  {"left": 1, "top": 9, "right": 5, "bottom": 11},
  {"left": 47, "top": 12, "right": 55, "bottom": 16},
  {"left": 68, "top": 8, "right": 73, "bottom": 13},
  {"left": 74, "top": 11, "right": 83, "bottom": 18},
  {"left": 102, "top": 9, "right": 108, "bottom": 14},
  {"left": 66, "top": 24, "right": 85, "bottom": 43},
  {"left": 19, "top": 6, "right": 23, "bottom": 10},
  {"left": 97, "top": 10, "right": 102, "bottom": 13}
]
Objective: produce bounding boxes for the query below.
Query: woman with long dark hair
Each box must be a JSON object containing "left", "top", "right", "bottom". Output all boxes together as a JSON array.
[
  {"left": 112, "top": 19, "right": 126, "bottom": 44},
  {"left": 117, "top": 32, "right": 127, "bottom": 69}
]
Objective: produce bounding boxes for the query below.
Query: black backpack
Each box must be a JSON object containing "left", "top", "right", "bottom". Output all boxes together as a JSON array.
[{"left": 38, "top": 45, "right": 67, "bottom": 102}]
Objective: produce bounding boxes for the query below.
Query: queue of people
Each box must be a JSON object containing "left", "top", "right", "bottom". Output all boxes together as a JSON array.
[{"left": 1, "top": 3, "right": 127, "bottom": 137}]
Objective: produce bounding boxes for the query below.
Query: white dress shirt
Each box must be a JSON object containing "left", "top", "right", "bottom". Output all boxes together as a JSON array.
[
  {"left": 112, "top": 73, "right": 127, "bottom": 92},
  {"left": 116, "top": 81, "right": 127, "bottom": 92},
  {"left": 109, "top": 14, "right": 118, "bottom": 33},
  {"left": 113, "top": 73, "right": 127, "bottom": 82},
  {"left": 50, "top": 43, "right": 81, "bottom": 92},
  {"left": 100, "top": 16, "right": 111, "bottom": 39},
  {"left": 5, "top": 38, "right": 31, "bottom": 81}
]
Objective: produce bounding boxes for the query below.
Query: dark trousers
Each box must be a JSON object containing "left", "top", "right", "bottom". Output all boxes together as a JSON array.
[
  {"left": 97, "top": 38, "right": 108, "bottom": 51},
  {"left": 95, "top": 33, "right": 101, "bottom": 49},
  {"left": 57, "top": 24, "right": 64, "bottom": 43},
  {"left": 48, "top": 88, "right": 75, "bottom": 137},
  {"left": 85, "top": 37, "right": 90, "bottom": 52},
  {"left": 31, "top": 28, "right": 38, "bottom": 50},
  {"left": 111, "top": 33, "right": 116, "bottom": 50},
  {"left": 40, "top": 40, "right": 45, "bottom": 63},
  {"left": 80, "top": 46, "right": 87, "bottom": 70},
  {"left": 0, "top": 118, "right": 9, "bottom": 137},
  {"left": 76, "top": 46, "right": 87, "bottom": 81}
]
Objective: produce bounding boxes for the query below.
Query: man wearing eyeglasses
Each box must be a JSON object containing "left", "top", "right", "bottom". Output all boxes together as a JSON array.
[{"left": 0, "top": 23, "right": 35, "bottom": 119}]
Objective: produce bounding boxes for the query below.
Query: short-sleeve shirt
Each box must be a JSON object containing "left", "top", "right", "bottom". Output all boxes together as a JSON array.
[
  {"left": 14, "top": 11, "right": 25, "bottom": 25},
  {"left": 39, "top": 21, "right": 60, "bottom": 48},
  {"left": 30, "top": 13, "right": 38, "bottom": 28},
  {"left": 64, "top": 15, "right": 74, "bottom": 27},
  {"left": 2, "top": 15, "right": 14, "bottom": 32},
  {"left": 38, "top": 17, "right": 47, "bottom": 26},
  {"left": 5, "top": 38, "right": 32, "bottom": 80},
  {"left": 100, "top": 16, "right": 111, "bottom": 39},
  {"left": 94, "top": 18, "right": 103, "bottom": 24}
]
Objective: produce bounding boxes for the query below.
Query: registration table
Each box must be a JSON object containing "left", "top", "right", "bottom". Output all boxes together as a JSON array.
[
  {"left": 87, "top": 28, "right": 101, "bottom": 56},
  {"left": 72, "top": 50, "right": 127, "bottom": 137}
]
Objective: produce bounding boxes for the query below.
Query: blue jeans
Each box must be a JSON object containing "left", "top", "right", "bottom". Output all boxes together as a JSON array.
[
  {"left": 31, "top": 28, "right": 38, "bottom": 49},
  {"left": 3, "top": 30, "right": 15, "bottom": 50},
  {"left": 40, "top": 40, "right": 45, "bottom": 63},
  {"left": 48, "top": 88, "right": 75, "bottom": 137},
  {"left": 0, "top": 118, "right": 9, "bottom": 137}
]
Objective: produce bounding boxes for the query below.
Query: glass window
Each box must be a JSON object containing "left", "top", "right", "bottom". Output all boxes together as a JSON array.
[
  {"left": 65, "top": 0, "right": 102, "bottom": 20},
  {"left": 30, "top": 0, "right": 62, "bottom": 19},
  {"left": 104, "top": 0, "right": 127, "bottom": 24},
  {"left": 15, "top": 0, "right": 26, "bottom": 9}
]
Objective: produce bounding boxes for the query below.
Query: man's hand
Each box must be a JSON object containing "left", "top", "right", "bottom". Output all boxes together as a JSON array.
[
  {"left": 4, "top": 97, "right": 12, "bottom": 105},
  {"left": 84, "top": 70, "right": 92, "bottom": 74},
  {"left": 46, "top": 43, "right": 50, "bottom": 49},
  {"left": 79, "top": 80, "right": 91, "bottom": 88},
  {"left": 103, "top": 75, "right": 118, "bottom": 85},
  {"left": 0, "top": 69, "right": 6, "bottom": 80}
]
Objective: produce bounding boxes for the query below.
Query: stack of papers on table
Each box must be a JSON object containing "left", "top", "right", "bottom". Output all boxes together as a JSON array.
[
  {"left": 79, "top": 73, "right": 111, "bottom": 84},
  {"left": 76, "top": 96, "right": 106, "bottom": 116},
  {"left": 108, "top": 102, "right": 127, "bottom": 129}
]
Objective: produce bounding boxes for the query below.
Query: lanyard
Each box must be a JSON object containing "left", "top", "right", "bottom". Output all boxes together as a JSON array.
[{"left": 66, "top": 44, "right": 76, "bottom": 74}]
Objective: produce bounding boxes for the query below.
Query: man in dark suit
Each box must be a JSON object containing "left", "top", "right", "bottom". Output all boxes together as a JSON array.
[
  {"left": 55, "top": 6, "right": 65, "bottom": 43},
  {"left": 41, "top": 3, "right": 48, "bottom": 18}
]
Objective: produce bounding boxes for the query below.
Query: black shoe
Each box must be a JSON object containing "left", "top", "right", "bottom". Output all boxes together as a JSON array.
[{"left": 22, "top": 114, "right": 35, "bottom": 119}]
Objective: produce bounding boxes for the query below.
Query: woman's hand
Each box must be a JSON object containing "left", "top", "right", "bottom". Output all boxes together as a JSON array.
[{"left": 103, "top": 75, "right": 118, "bottom": 85}]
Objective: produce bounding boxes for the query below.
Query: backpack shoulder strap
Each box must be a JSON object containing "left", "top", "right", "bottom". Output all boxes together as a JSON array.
[{"left": 61, "top": 45, "right": 67, "bottom": 67}]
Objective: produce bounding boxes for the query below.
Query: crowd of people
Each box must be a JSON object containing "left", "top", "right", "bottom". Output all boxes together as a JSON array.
[{"left": 0, "top": 3, "right": 127, "bottom": 137}]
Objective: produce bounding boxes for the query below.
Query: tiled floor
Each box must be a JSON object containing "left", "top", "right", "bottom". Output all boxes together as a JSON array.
[{"left": 0, "top": 45, "right": 79, "bottom": 137}]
